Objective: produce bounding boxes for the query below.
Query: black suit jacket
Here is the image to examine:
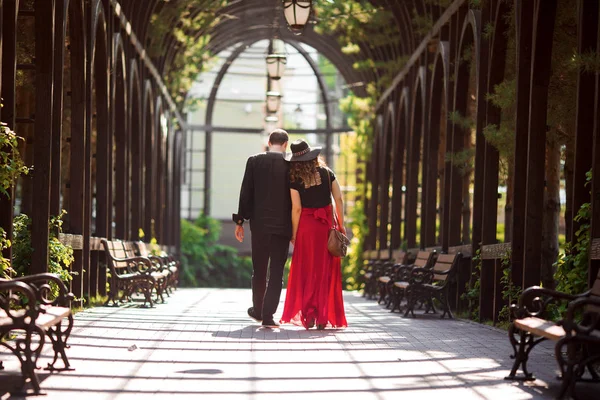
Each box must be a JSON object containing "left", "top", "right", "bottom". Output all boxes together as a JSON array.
[{"left": 233, "top": 152, "right": 292, "bottom": 238}]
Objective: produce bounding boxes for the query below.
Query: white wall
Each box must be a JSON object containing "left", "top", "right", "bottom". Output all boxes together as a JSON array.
[{"left": 183, "top": 41, "right": 320, "bottom": 221}]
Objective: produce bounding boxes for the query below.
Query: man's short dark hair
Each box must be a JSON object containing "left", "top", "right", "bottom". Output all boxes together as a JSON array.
[{"left": 269, "top": 129, "right": 289, "bottom": 145}]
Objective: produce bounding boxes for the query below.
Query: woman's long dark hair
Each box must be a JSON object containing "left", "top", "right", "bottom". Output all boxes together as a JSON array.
[{"left": 290, "top": 156, "right": 327, "bottom": 188}]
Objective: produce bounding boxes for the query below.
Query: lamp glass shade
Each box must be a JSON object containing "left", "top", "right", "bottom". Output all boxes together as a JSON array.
[
  {"left": 283, "top": 0, "right": 312, "bottom": 35},
  {"left": 266, "top": 54, "right": 287, "bottom": 80},
  {"left": 264, "top": 115, "right": 279, "bottom": 133},
  {"left": 266, "top": 91, "right": 282, "bottom": 114}
]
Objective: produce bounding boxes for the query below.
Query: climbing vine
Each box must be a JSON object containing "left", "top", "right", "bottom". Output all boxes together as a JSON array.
[
  {"left": 147, "top": 0, "right": 226, "bottom": 108},
  {"left": 497, "top": 249, "right": 521, "bottom": 325},
  {"left": 0, "top": 121, "right": 29, "bottom": 279},
  {"left": 11, "top": 211, "right": 74, "bottom": 298},
  {"left": 461, "top": 247, "right": 481, "bottom": 320},
  {"left": 553, "top": 171, "right": 592, "bottom": 301}
]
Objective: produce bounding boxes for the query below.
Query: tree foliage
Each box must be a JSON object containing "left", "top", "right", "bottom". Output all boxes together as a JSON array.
[{"left": 147, "top": 0, "right": 226, "bottom": 108}]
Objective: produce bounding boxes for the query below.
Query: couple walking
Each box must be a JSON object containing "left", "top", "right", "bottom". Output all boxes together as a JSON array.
[{"left": 232, "top": 129, "right": 347, "bottom": 329}]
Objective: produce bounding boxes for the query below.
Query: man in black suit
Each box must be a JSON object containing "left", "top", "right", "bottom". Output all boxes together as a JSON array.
[{"left": 233, "top": 129, "right": 291, "bottom": 328}]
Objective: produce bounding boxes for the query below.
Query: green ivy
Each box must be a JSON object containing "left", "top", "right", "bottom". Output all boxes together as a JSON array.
[
  {"left": 0, "top": 123, "right": 28, "bottom": 196},
  {"left": 12, "top": 211, "right": 74, "bottom": 298},
  {"left": 0, "top": 229, "right": 13, "bottom": 279},
  {"left": 461, "top": 247, "right": 481, "bottom": 320},
  {"left": 497, "top": 249, "right": 521, "bottom": 324},
  {"left": 0, "top": 119, "right": 29, "bottom": 279},
  {"left": 552, "top": 171, "right": 592, "bottom": 314},
  {"left": 341, "top": 198, "right": 368, "bottom": 290}
]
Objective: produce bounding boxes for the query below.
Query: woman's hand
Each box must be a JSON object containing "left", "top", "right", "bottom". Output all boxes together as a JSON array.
[
  {"left": 290, "top": 236, "right": 296, "bottom": 246},
  {"left": 339, "top": 225, "right": 346, "bottom": 235}
]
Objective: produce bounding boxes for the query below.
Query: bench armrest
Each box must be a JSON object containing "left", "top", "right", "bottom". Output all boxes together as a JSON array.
[
  {"left": 511, "top": 286, "right": 583, "bottom": 319},
  {"left": 393, "top": 264, "right": 416, "bottom": 281},
  {"left": 0, "top": 280, "right": 40, "bottom": 325},
  {"left": 147, "top": 255, "right": 166, "bottom": 267},
  {"left": 562, "top": 297, "right": 600, "bottom": 336},
  {"left": 115, "top": 256, "right": 157, "bottom": 274},
  {"left": 9, "top": 273, "right": 74, "bottom": 307},
  {"left": 409, "top": 267, "right": 434, "bottom": 285}
]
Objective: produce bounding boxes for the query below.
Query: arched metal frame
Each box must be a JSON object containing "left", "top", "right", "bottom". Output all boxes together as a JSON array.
[
  {"left": 444, "top": 10, "right": 479, "bottom": 249},
  {"left": 129, "top": 59, "right": 143, "bottom": 239},
  {"left": 404, "top": 67, "right": 427, "bottom": 250},
  {"left": 366, "top": 115, "right": 384, "bottom": 251},
  {"left": 389, "top": 87, "right": 410, "bottom": 251},
  {"left": 93, "top": 16, "right": 113, "bottom": 244},
  {"left": 203, "top": 41, "right": 253, "bottom": 216},
  {"left": 422, "top": 41, "right": 450, "bottom": 249},
  {"left": 377, "top": 102, "right": 395, "bottom": 254},
  {"left": 143, "top": 80, "right": 156, "bottom": 239},
  {"left": 154, "top": 96, "right": 165, "bottom": 243},
  {"left": 2, "top": 0, "right": 600, "bottom": 322},
  {"left": 0, "top": 0, "right": 183, "bottom": 300},
  {"left": 111, "top": 32, "right": 128, "bottom": 241},
  {"left": 285, "top": 41, "right": 333, "bottom": 159},
  {"left": 199, "top": 38, "right": 340, "bottom": 215}
]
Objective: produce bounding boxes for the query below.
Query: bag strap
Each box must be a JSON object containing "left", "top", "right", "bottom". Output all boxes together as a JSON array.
[{"left": 326, "top": 169, "right": 339, "bottom": 229}]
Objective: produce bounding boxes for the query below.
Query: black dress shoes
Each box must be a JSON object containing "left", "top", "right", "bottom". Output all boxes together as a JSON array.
[
  {"left": 247, "top": 307, "right": 262, "bottom": 322},
  {"left": 261, "top": 319, "right": 279, "bottom": 328}
]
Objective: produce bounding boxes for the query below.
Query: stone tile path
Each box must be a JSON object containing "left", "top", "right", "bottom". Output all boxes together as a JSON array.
[{"left": 1, "top": 289, "right": 598, "bottom": 399}]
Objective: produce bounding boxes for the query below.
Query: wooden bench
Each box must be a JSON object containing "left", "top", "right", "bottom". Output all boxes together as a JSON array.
[
  {"left": 101, "top": 239, "right": 168, "bottom": 307},
  {"left": 0, "top": 273, "right": 74, "bottom": 394},
  {"left": 135, "top": 241, "right": 179, "bottom": 292},
  {"left": 505, "top": 269, "right": 600, "bottom": 398},
  {"left": 121, "top": 241, "right": 171, "bottom": 301},
  {"left": 376, "top": 250, "right": 412, "bottom": 306},
  {"left": 403, "top": 252, "right": 462, "bottom": 318},
  {"left": 389, "top": 250, "right": 436, "bottom": 312}
]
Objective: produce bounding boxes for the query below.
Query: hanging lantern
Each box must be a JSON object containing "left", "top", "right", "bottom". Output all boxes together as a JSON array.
[
  {"left": 264, "top": 115, "right": 279, "bottom": 133},
  {"left": 282, "top": 0, "right": 312, "bottom": 35},
  {"left": 293, "top": 104, "right": 303, "bottom": 128},
  {"left": 266, "top": 53, "right": 287, "bottom": 80},
  {"left": 269, "top": 78, "right": 282, "bottom": 93},
  {"left": 265, "top": 91, "right": 283, "bottom": 114}
]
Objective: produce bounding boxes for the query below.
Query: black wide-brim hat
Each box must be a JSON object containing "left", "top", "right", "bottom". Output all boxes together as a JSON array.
[{"left": 285, "top": 139, "right": 322, "bottom": 162}]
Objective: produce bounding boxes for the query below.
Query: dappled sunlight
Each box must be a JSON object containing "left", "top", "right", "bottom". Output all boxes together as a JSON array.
[{"left": 3, "top": 288, "right": 592, "bottom": 399}]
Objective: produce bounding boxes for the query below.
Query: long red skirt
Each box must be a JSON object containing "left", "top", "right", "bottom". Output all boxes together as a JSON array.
[{"left": 280, "top": 205, "right": 347, "bottom": 329}]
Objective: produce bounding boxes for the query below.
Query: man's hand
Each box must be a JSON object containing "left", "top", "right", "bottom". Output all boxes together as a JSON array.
[{"left": 235, "top": 225, "right": 245, "bottom": 243}]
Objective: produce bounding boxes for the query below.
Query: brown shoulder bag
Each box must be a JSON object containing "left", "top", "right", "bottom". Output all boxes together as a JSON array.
[{"left": 326, "top": 170, "right": 350, "bottom": 257}]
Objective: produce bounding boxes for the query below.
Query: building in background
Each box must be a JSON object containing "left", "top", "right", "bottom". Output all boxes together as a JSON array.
[{"left": 181, "top": 41, "right": 355, "bottom": 253}]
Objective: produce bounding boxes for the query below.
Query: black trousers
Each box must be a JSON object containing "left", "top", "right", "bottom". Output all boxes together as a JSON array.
[{"left": 250, "top": 231, "right": 289, "bottom": 320}]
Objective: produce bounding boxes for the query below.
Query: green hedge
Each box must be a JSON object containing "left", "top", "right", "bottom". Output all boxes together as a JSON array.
[{"left": 180, "top": 215, "right": 252, "bottom": 288}]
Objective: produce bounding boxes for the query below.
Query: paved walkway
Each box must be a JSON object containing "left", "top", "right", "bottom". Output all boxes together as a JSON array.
[{"left": 1, "top": 289, "right": 598, "bottom": 399}]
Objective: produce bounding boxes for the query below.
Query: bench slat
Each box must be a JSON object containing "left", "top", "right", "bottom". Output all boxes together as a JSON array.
[
  {"left": 0, "top": 306, "right": 70, "bottom": 329},
  {"left": 514, "top": 317, "right": 565, "bottom": 341}
]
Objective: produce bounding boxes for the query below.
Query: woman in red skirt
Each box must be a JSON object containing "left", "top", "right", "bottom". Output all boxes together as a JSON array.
[{"left": 280, "top": 139, "right": 347, "bottom": 329}]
